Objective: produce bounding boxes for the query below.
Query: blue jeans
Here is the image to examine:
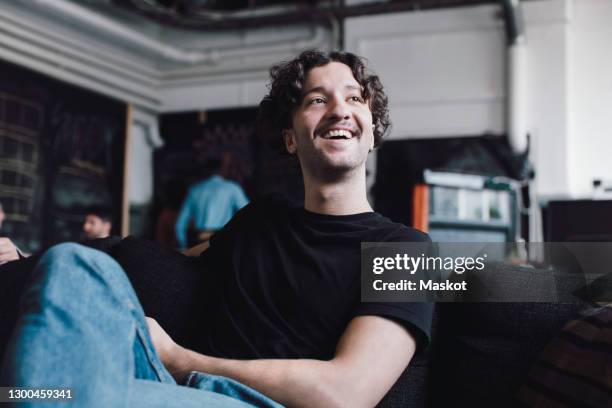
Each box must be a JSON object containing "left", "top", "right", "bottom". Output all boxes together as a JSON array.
[{"left": 0, "top": 243, "right": 283, "bottom": 408}]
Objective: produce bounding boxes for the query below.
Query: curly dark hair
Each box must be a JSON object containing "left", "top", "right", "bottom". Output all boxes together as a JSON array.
[{"left": 257, "top": 50, "right": 390, "bottom": 151}]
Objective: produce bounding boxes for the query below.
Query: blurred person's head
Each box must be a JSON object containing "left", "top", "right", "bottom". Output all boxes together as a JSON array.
[
  {"left": 203, "top": 158, "right": 223, "bottom": 178},
  {"left": 0, "top": 202, "right": 4, "bottom": 229},
  {"left": 82, "top": 206, "right": 113, "bottom": 239}
]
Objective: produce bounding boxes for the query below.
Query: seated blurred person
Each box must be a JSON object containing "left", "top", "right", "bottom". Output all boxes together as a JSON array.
[
  {"left": 0, "top": 203, "right": 113, "bottom": 264},
  {"left": 175, "top": 158, "right": 249, "bottom": 250},
  {"left": 0, "top": 202, "right": 20, "bottom": 265},
  {"left": 82, "top": 206, "right": 113, "bottom": 240}
]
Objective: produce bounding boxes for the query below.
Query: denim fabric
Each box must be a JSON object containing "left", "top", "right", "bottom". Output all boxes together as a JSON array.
[
  {"left": 0, "top": 243, "right": 282, "bottom": 408},
  {"left": 185, "top": 372, "right": 283, "bottom": 408}
]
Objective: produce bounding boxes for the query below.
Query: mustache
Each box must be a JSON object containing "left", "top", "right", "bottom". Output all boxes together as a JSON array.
[{"left": 315, "top": 122, "right": 361, "bottom": 137}]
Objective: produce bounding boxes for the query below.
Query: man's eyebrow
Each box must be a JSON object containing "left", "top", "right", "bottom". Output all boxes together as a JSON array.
[
  {"left": 345, "top": 84, "right": 362, "bottom": 92},
  {"left": 302, "top": 84, "right": 363, "bottom": 96},
  {"left": 302, "top": 86, "right": 325, "bottom": 96}
]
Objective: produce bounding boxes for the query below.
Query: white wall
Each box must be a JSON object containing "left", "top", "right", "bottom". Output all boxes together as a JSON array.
[
  {"left": 344, "top": 0, "right": 604, "bottom": 200},
  {"left": 569, "top": 0, "right": 612, "bottom": 197},
  {"left": 345, "top": 6, "right": 506, "bottom": 138},
  {"left": 128, "top": 109, "right": 164, "bottom": 206},
  {"left": 159, "top": 26, "right": 332, "bottom": 112},
  {"left": 0, "top": 1, "right": 333, "bottom": 113},
  {"left": 523, "top": 0, "right": 572, "bottom": 199}
]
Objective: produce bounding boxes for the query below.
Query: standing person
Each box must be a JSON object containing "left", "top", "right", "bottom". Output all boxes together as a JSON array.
[
  {"left": 2, "top": 50, "right": 433, "bottom": 407},
  {"left": 82, "top": 206, "right": 113, "bottom": 240},
  {"left": 0, "top": 202, "right": 20, "bottom": 265},
  {"left": 175, "top": 158, "right": 249, "bottom": 250}
]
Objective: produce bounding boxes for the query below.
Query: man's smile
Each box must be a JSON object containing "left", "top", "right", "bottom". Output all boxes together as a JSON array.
[
  {"left": 316, "top": 125, "right": 360, "bottom": 140},
  {"left": 322, "top": 129, "right": 352, "bottom": 139}
]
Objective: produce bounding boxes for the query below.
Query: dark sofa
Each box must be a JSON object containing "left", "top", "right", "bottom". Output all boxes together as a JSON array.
[{"left": 0, "top": 237, "right": 592, "bottom": 407}]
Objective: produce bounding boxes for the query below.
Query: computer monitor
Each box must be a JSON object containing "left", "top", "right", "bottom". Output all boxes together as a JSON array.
[{"left": 546, "top": 200, "right": 612, "bottom": 242}]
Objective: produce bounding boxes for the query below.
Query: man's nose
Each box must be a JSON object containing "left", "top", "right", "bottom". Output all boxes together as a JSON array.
[{"left": 327, "top": 97, "right": 351, "bottom": 120}]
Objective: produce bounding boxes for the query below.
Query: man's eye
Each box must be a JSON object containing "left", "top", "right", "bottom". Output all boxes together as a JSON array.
[
  {"left": 349, "top": 95, "right": 365, "bottom": 103},
  {"left": 309, "top": 97, "right": 326, "bottom": 105}
]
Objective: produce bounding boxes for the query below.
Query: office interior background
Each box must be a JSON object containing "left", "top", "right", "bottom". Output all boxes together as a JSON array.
[{"left": 1, "top": 0, "right": 611, "bottom": 253}]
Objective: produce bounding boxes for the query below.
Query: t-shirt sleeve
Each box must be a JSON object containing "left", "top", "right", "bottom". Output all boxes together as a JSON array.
[
  {"left": 354, "top": 224, "right": 435, "bottom": 351},
  {"left": 353, "top": 301, "right": 434, "bottom": 352}
]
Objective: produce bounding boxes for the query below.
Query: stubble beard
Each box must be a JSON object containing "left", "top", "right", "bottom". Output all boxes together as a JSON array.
[{"left": 300, "top": 148, "right": 367, "bottom": 184}]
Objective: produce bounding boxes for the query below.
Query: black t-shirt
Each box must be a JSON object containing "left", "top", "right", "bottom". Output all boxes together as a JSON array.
[{"left": 196, "top": 197, "right": 434, "bottom": 360}]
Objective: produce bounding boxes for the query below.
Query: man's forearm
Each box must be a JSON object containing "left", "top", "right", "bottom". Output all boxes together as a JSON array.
[
  {"left": 170, "top": 346, "right": 359, "bottom": 408},
  {"left": 146, "top": 316, "right": 414, "bottom": 408}
]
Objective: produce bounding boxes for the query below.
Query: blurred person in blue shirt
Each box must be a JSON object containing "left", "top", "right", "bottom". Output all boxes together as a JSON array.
[{"left": 175, "top": 158, "right": 249, "bottom": 249}]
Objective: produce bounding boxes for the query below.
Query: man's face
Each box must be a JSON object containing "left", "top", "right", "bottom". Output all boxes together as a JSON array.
[
  {"left": 283, "top": 61, "right": 374, "bottom": 179},
  {"left": 82, "top": 215, "right": 111, "bottom": 239}
]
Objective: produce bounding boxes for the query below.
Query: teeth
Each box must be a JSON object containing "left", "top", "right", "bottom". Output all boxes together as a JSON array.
[{"left": 323, "top": 129, "right": 352, "bottom": 139}]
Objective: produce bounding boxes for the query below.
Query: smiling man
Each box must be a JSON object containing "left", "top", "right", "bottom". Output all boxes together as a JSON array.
[
  {"left": 284, "top": 62, "right": 374, "bottom": 180},
  {"left": 1, "top": 51, "right": 432, "bottom": 408}
]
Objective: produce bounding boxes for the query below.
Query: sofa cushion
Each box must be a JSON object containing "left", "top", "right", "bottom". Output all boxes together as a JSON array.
[
  {"left": 429, "top": 261, "right": 592, "bottom": 406},
  {"left": 430, "top": 302, "right": 590, "bottom": 406},
  {"left": 378, "top": 307, "right": 438, "bottom": 408},
  {"left": 516, "top": 306, "right": 612, "bottom": 407},
  {"left": 574, "top": 272, "right": 612, "bottom": 305},
  {"left": 107, "top": 236, "right": 207, "bottom": 351}
]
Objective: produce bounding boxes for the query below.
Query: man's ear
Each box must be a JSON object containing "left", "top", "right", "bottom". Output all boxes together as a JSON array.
[
  {"left": 369, "top": 124, "right": 375, "bottom": 152},
  {"left": 283, "top": 129, "right": 297, "bottom": 154}
]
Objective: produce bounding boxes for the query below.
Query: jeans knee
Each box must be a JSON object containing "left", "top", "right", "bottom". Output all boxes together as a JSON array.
[
  {"left": 41, "top": 243, "right": 106, "bottom": 273},
  {"left": 35, "top": 243, "right": 137, "bottom": 311},
  {"left": 39, "top": 242, "right": 124, "bottom": 287},
  {"left": 44, "top": 242, "right": 90, "bottom": 259}
]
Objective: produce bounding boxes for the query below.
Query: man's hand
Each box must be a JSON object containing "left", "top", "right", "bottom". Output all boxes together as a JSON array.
[
  {"left": 145, "top": 317, "right": 188, "bottom": 380},
  {"left": 0, "top": 237, "right": 20, "bottom": 265},
  {"left": 183, "top": 240, "right": 210, "bottom": 257}
]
